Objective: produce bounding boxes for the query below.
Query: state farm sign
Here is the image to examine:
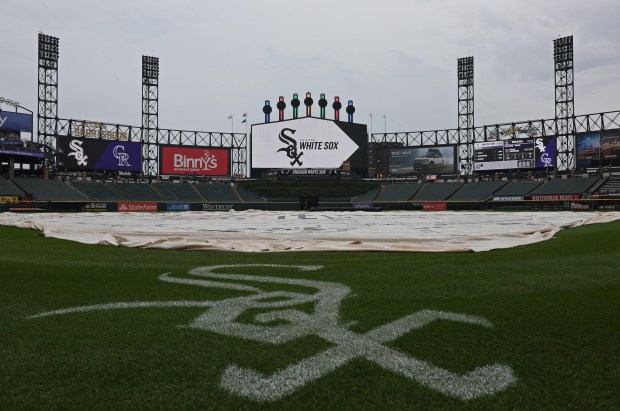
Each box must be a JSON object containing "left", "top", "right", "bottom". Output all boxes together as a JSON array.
[
  {"left": 117, "top": 202, "right": 158, "bottom": 212},
  {"left": 160, "top": 146, "right": 230, "bottom": 176}
]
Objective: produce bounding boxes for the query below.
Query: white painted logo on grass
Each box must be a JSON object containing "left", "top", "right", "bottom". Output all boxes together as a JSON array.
[{"left": 29, "top": 264, "right": 517, "bottom": 401}]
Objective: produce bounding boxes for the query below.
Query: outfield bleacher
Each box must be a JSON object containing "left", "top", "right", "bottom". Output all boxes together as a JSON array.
[
  {"left": 529, "top": 177, "right": 598, "bottom": 196},
  {"left": 493, "top": 181, "right": 543, "bottom": 196},
  {"left": 449, "top": 181, "right": 507, "bottom": 201},
  {"left": 109, "top": 183, "right": 168, "bottom": 201},
  {"left": 0, "top": 179, "right": 24, "bottom": 196},
  {"left": 14, "top": 178, "right": 89, "bottom": 201},
  {"left": 235, "top": 185, "right": 266, "bottom": 202},
  {"left": 411, "top": 182, "right": 464, "bottom": 201},
  {"left": 375, "top": 183, "right": 422, "bottom": 202},
  {"left": 194, "top": 183, "right": 240, "bottom": 202},
  {"left": 152, "top": 182, "right": 205, "bottom": 202},
  {"left": 71, "top": 182, "right": 127, "bottom": 201},
  {"left": 352, "top": 187, "right": 381, "bottom": 203}
]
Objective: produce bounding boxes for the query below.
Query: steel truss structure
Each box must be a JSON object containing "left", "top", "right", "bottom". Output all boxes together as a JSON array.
[
  {"left": 554, "top": 36, "right": 575, "bottom": 170},
  {"left": 457, "top": 57, "right": 474, "bottom": 174},
  {"left": 36, "top": 34, "right": 247, "bottom": 177},
  {"left": 371, "top": 110, "right": 620, "bottom": 173},
  {"left": 142, "top": 56, "right": 159, "bottom": 175},
  {"left": 53, "top": 118, "right": 247, "bottom": 176},
  {"left": 37, "top": 33, "right": 59, "bottom": 154}
]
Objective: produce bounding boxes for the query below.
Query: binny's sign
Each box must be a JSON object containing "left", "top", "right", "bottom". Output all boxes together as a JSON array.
[{"left": 28, "top": 264, "right": 517, "bottom": 402}]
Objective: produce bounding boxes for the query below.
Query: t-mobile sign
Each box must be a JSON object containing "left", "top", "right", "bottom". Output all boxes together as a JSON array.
[{"left": 160, "top": 146, "right": 230, "bottom": 176}]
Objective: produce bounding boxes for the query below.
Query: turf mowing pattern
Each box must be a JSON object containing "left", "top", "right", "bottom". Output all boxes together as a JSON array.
[{"left": 0, "top": 220, "right": 619, "bottom": 409}]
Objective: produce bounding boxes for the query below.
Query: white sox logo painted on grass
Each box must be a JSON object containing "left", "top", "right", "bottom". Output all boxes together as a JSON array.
[{"left": 29, "top": 264, "right": 517, "bottom": 401}]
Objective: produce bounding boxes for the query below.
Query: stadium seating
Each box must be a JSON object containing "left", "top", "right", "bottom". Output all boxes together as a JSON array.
[
  {"left": 0, "top": 179, "right": 24, "bottom": 196},
  {"left": 235, "top": 185, "right": 266, "bottom": 202},
  {"left": 375, "top": 183, "right": 422, "bottom": 202},
  {"left": 152, "top": 182, "right": 205, "bottom": 202},
  {"left": 449, "top": 181, "right": 508, "bottom": 201},
  {"left": 194, "top": 183, "right": 240, "bottom": 202},
  {"left": 529, "top": 177, "right": 598, "bottom": 196},
  {"left": 109, "top": 183, "right": 168, "bottom": 201},
  {"left": 14, "top": 178, "right": 89, "bottom": 201},
  {"left": 596, "top": 175, "right": 620, "bottom": 197},
  {"left": 351, "top": 187, "right": 381, "bottom": 202},
  {"left": 411, "top": 182, "right": 464, "bottom": 201},
  {"left": 70, "top": 182, "right": 128, "bottom": 201},
  {"left": 493, "top": 181, "right": 543, "bottom": 196}
]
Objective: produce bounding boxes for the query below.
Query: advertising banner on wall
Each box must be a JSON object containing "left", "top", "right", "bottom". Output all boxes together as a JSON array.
[
  {"left": 56, "top": 137, "right": 142, "bottom": 172},
  {"left": 159, "top": 146, "right": 230, "bottom": 176},
  {"left": 251, "top": 117, "right": 368, "bottom": 177},
  {"left": 0, "top": 111, "right": 33, "bottom": 132},
  {"left": 474, "top": 137, "right": 556, "bottom": 171},
  {"left": 576, "top": 132, "right": 620, "bottom": 169},
  {"left": 388, "top": 146, "right": 456, "bottom": 175}
]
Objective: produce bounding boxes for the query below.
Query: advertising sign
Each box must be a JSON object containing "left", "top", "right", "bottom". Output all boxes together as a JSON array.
[
  {"left": 576, "top": 132, "right": 620, "bottom": 169},
  {"left": 474, "top": 137, "right": 556, "bottom": 171},
  {"left": 166, "top": 203, "right": 190, "bottom": 212},
  {"left": 160, "top": 146, "right": 230, "bottom": 176},
  {"left": 422, "top": 202, "right": 447, "bottom": 211},
  {"left": 57, "top": 137, "right": 142, "bottom": 172},
  {"left": 388, "top": 146, "right": 456, "bottom": 175},
  {"left": 0, "top": 111, "right": 33, "bottom": 132},
  {"left": 251, "top": 117, "right": 368, "bottom": 176},
  {"left": 117, "top": 202, "right": 158, "bottom": 212}
]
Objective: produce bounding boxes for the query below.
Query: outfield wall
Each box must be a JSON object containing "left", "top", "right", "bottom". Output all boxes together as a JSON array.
[{"left": 1, "top": 198, "right": 619, "bottom": 213}]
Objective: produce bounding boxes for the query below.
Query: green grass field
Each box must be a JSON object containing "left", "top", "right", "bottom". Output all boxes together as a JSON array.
[{"left": 1, "top": 220, "right": 619, "bottom": 410}]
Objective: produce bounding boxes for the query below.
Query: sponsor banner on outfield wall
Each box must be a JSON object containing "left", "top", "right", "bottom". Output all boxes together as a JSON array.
[
  {"left": 530, "top": 194, "right": 581, "bottom": 201},
  {"left": 422, "top": 202, "right": 447, "bottom": 211},
  {"left": 388, "top": 146, "right": 457, "bottom": 175},
  {"left": 85, "top": 202, "right": 108, "bottom": 212},
  {"left": 159, "top": 146, "right": 230, "bottom": 176},
  {"left": 474, "top": 137, "right": 556, "bottom": 171},
  {"left": 576, "top": 131, "right": 620, "bottom": 169},
  {"left": 352, "top": 202, "right": 374, "bottom": 209},
  {"left": 570, "top": 202, "right": 590, "bottom": 210},
  {"left": 492, "top": 195, "right": 524, "bottom": 202},
  {"left": 0, "top": 196, "right": 19, "bottom": 203},
  {"left": 166, "top": 203, "right": 190, "bottom": 212},
  {"left": 251, "top": 117, "right": 368, "bottom": 177},
  {"left": 201, "top": 203, "right": 234, "bottom": 211},
  {"left": 0, "top": 111, "right": 33, "bottom": 132},
  {"left": 117, "top": 202, "right": 158, "bottom": 212},
  {"left": 57, "top": 137, "right": 142, "bottom": 172}
]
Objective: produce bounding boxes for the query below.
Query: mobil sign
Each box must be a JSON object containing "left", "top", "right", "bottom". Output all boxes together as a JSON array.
[
  {"left": 251, "top": 117, "right": 367, "bottom": 174},
  {"left": 160, "top": 146, "right": 230, "bottom": 176}
]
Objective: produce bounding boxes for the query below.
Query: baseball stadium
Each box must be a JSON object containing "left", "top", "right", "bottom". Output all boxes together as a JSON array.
[{"left": 1, "top": 31, "right": 619, "bottom": 409}]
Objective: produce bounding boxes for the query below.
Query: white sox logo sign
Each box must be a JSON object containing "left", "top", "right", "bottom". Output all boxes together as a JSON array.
[{"left": 29, "top": 264, "right": 517, "bottom": 401}]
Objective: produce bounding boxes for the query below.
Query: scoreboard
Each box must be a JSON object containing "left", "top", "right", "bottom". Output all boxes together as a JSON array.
[{"left": 474, "top": 137, "right": 556, "bottom": 171}]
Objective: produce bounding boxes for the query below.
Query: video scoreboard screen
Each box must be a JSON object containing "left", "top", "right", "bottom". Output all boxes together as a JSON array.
[{"left": 474, "top": 137, "right": 556, "bottom": 171}]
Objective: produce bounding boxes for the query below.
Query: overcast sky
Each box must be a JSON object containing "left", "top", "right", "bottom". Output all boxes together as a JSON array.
[{"left": 2, "top": 0, "right": 619, "bottom": 135}]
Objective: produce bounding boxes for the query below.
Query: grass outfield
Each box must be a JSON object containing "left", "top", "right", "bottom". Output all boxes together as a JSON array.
[{"left": 1, "top": 221, "right": 619, "bottom": 409}]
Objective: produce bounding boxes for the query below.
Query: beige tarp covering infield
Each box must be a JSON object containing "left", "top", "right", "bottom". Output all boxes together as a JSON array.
[{"left": 1, "top": 210, "right": 619, "bottom": 252}]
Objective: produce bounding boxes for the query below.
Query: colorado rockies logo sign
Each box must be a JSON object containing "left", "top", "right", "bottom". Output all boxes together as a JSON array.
[{"left": 29, "top": 264, "right": 517, "bottom": 401}]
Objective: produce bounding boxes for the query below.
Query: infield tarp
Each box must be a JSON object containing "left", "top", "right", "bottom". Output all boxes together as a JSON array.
[{"left": 1, "top": 211, "right": 619, "bottom": 252}]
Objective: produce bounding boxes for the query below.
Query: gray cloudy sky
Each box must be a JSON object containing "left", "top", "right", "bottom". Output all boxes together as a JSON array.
[{"left": 2, "top": 0, "right": 619, "bottom": 135}]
